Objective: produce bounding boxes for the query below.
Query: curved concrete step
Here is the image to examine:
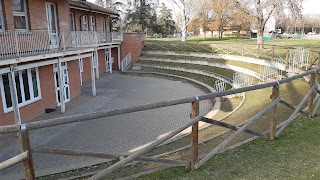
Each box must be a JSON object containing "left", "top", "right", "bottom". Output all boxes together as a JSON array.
[
  {"left": 142, "top": 50, "right": 288, "bottom": 71},
  {"left": 138, "top": 57, "right": 262, "bottom": 80}
]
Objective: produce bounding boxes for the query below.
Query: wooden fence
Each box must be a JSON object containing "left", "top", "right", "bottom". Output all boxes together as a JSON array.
[{"left": 0, "top": 67, "right": 320, "bottom": 180}]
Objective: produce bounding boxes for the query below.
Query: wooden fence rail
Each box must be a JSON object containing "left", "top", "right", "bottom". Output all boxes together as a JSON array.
[
  {"left": 0, "top": 152, "right": 28, "bottom": 171},
  {"left": 1, "top": 68, "right": 320, "bottom": 180},
  {"left": 88, "top": 117, "right": 201, "bottom": 180},
  {"left": 1, "top": 68, "right": 319, "bottom": 135},
  {"left": 194, "top": 97, "right": 281, "bottom": 170},
  {"left": 32, "top": 147, "right": 189, "bottom": 166}
]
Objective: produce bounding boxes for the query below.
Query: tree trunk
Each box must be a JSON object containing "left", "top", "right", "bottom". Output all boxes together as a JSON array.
[
  {"left": 182, "top": 26, "right": 187, "bottom": 42},
  {"left": 257, "top": 30, "right": 264, "bottom": 49},
  {"left": 181, "top": 4, "right": 187, "bottom": 42}
]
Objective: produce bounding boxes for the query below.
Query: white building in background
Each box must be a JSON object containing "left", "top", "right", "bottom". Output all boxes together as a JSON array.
[{"left": 250, "top": 15, "right": 276, "bottom": 39}]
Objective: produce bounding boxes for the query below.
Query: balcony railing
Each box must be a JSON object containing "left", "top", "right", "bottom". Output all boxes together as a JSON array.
[{"left": 0, "top": 30, "right": 123, "bottom": 60}]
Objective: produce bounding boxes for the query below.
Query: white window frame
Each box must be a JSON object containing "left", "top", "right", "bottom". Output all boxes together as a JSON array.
[
  {"left": 70, "top": 13, "right": 76, "bottom": 31},
  {"left": 101, "top": 17, "right": 106, "bottom": 33},
  {"left": 0, "top": 68, "right": 41, "bottom": 113},
  {"left": 13, "top": 0, "right": 29, "bottom": 31},
  {"left": 82, "top": 15, "right": 88, "bottom": 31},
  {"left": 0, "top": 1, "right": 4, "bottom": 31},
  {"left": 53, "top": 62, "right": 70, "bottom": 105},
  {"left": 90, "top": 16, "right": 96, "bottom": 31}
]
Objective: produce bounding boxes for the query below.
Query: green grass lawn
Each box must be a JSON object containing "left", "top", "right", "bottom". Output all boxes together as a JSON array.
[
  {"left": 146, "top": 37, "right": 320, "bottom": 49},
  {"left": 133, "top": 37, "right": 320, "bottom": 179},
  {"left": 39, "top": 37, "right": 320, "bottom": 180},
  {"left": 145, "top": 37, "right": 320, "bottom": 61},
  {"left": 138, "top": 115, "right": 320, "bottom": 180}
]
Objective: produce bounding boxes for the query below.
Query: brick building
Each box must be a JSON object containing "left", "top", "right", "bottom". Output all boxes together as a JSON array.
[{"left": 0, "top": 0, "right": 144, "bottom": 125}]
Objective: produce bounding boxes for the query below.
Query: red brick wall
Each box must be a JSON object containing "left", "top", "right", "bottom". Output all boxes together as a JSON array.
[
  {"left": 0, "top": 60, "right": 82, "bottom": 126},
  {"left": 67, "top": 60, "right": 81, "bottom": 99},
  {"left": 38, "top": 64, "right": 57, "bottom": 110},
  {"left": 98, "top": 49, "right": 106, "bottom": 74},
  {"left": 81, "top": 51, "right": 109, "bottom": 82},
  {"left": 2, "top": 0, "right": 70, "bottom": 31},
  {"left": 70, "top": 9, "right": 111, "bottom": 32},
  {"left": 0, "top": 65, "right": 56, "bottom": 125},
  {"left": 112, "top": 47, "right": 119, "bottom": 70},
  {"left": 2, "top": 0, "right": 110, "bottom": 33},
  {"left": 82, "top": 57, "right": 92, "bottom": 81},
  {"left": 120, "top": 33, "right": 145, "bottom": 62}
]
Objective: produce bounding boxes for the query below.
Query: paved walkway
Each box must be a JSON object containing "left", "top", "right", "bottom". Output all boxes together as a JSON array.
[{"left": 0, "top": 73, "right": 209, "bottom": 179}]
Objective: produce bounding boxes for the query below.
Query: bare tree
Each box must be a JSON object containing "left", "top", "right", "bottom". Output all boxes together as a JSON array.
[
  {"left": 211, "top": 0, "right": 237, "bottom": 39},
  {"left": 236, "top": 0, "right": 303, "bottom": 49},
  {"left": 230, "top": 7, "right": 252, "bottom": 37},
  {"left": 172, "top": 0, "right": 208, "bottom": 42}
]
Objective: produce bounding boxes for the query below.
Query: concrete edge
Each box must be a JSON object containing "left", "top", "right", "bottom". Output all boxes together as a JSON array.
[
  {"left": 141, "top": 50, "right": 288, "bottom": 71},
  {"left": 136, "top": 58, "right": 262, "bottom": 80},
  {"left": 30, "top": 70, "right": 247, "bottom": 179},
  {"left": 121, "top": 71, "right": 245, "bottom": 146}
]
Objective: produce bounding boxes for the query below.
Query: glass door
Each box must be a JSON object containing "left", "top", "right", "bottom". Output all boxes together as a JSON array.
[
  {"left": 105, "top": 49, "right": 110, "bottom": 72},
  {"left": 46, "top": 3, "right": 59, "bottom": 49},
  {"left": 54, "top": 62, "right": 70, "bottom": 106}
]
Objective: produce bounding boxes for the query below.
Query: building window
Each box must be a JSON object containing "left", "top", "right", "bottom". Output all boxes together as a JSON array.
[
  {"left": 90, "top": 16, "right": 96, "bottom": 31},
  {"left": 0, "top": 68, "right": 41, "bottom": 112},
  {"left": 13, "top": 0, "right": 29, "bottom": 30},
  {"left": 70, "top": 13, "right": 76, "bottom": 31},
  {"left": 82, "top": 15, "right": 88, "bottom": 31},
  {"left": 0, "top": 1, "right": 4, "bottom": 31},
  {"left": 101, "top": 17, "right": 106, "bottom": 33}
]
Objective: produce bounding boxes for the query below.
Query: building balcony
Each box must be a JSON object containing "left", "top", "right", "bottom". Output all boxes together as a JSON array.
[{"left": 0, "top": 30, "right": 123, "bottom": 62}]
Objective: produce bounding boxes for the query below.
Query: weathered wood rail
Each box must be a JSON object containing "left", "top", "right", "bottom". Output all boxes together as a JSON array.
[{"left": 1, "top": 67, "right": 320, "bottom": 180}]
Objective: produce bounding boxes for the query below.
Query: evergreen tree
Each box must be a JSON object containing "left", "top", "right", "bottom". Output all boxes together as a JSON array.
[
  {"left": 124, "top": 0, "right": 158, "bottom": 33},
  {"left": 157, "top": 3, "right": 175, "bottom": 36}
]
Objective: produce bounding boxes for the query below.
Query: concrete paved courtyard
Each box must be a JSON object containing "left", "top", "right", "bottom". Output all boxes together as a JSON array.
[{"left": 0, "top": 73, "right": 209, "bottom": 179}]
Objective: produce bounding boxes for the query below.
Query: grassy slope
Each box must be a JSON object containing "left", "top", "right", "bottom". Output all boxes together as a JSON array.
[
  {"left": 139, "top": 115, "right": 320, "bottom": 180},
  {"left": 136, "top": 37, "right": 320, "bottom": 179}
]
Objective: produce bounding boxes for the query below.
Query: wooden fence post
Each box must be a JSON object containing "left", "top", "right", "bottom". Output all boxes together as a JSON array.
[
  {"left": 270, "top": 85, "right": 279, "bottom": 140},
  {"left": 19, "top": 124, "right": 35, "bottom": 180},
  {"left": 190, "top": 97, "right": 199, "bottom": 170},
  {"left": 308, "top": 72, "right": 316, "bottom": 118}
]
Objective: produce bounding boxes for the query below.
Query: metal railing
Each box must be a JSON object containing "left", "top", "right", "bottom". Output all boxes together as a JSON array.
[
  {"left": 112, "top": 32, "right": 123, "bottom": 42},
  {"left": 121, "top": 52, "right": 131, "bottom": 71},
  {"left": 1, "top": 67, "right": 320, "bottom": 179},
  {"left": 71, "top": 31, "right": 114, "bottom": 47},
  {"left": 0, "top": 30, "right": 123, "bottom": 60}
]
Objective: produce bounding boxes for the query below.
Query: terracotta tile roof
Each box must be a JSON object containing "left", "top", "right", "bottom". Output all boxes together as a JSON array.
[{"left": 69, "top": 0, "right": 119, "bottom": 16}]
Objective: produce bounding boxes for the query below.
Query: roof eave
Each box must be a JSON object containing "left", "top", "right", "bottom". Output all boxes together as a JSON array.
[{"left": 69, "top": 5, "right": 119, "bottom": 17}]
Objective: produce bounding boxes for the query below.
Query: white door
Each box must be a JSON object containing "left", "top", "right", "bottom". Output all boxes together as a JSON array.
[
  {"left": 54, "top": 62, "right": 70, "bottom": 106},
  {"left": 105, "top": 49, "right": 110, "bottom": 72},
  {"left": 46, "top": 3, "right": 59, "bottom": 49}
]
